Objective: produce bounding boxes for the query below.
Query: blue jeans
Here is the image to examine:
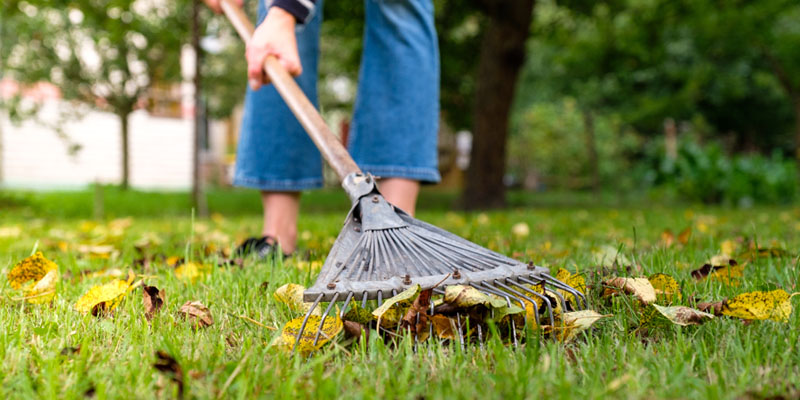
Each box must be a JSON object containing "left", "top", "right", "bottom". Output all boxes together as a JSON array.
[{"left": 233, "top": 0, "right": 441, "bottom": 191}]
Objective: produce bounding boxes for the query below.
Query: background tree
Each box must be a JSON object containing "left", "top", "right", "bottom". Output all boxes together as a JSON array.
[{"left": 3, "top": 0, "right": 188, "bottom": 189}]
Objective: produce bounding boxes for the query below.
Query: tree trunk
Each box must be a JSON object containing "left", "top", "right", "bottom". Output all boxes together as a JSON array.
[
  {"left": 462, "top": 0, "right": 535, "bottom": 210},
  {"left": 191, "top": 0, "right": 208, "bottom": 217},
  {"left": 119, "top": 111, "right": 130, "bottom": 189},
  {"left": 583, "top": 110, "right": 599, "bottom": 193}
]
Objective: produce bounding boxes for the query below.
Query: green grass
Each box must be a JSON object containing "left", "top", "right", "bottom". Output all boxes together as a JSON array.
[{"left": 1, "top": 188, "right": 799, "bottom": 399}]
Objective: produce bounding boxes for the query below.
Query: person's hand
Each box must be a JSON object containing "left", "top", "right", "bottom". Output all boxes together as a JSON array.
[
  {"left": 202, "top": 0, "right": 242, "bottom": 14},
  {"left": 246, "top": 7, "right": 301, "bottom": 91}
]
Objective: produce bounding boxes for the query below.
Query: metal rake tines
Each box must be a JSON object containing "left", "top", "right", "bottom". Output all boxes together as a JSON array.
[{"left": 291, "top": 273, "right": 587, "bottom": 354}]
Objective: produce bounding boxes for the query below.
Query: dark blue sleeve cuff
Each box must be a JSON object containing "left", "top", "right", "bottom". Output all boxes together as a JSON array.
[{"left": 271, "top": 0, "right": 316, "bottom": 24}]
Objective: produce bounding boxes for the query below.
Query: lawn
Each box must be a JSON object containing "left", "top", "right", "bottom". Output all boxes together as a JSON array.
[{"left": 1, "top": 187, "right": 798, "bottom": 399}]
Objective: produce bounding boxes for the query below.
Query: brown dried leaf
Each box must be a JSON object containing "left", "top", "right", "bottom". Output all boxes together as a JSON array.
[
  {"left": 602, "top": 277, "right": 656, "bottom": 304},
  {"left": 696, "top": 301, "right": 724, "bottom": 315},
  {"left": 677, "top": 226, "right": 692, "bottom": 245},
  {"left": 651, "top": 304, "right": 714, "bottom": 326},
  {"left": 691, "top": 259, "right": 743, "bottom": 285},
  {"left": 179, "top": 300, "right": 213, "bottom": 328},
  {"left": 343, "top": 320, "right": 369, "bottom": 340},
  {"left": 402, "top": 289, "right": 432, "bottom": 333},
  {"left": 143, "top": 285, "right": 165, "bottom": 320}
]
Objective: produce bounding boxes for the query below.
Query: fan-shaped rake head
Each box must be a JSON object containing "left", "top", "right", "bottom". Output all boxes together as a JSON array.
[{"left": 290, "top": 174, "right": 587, "bottom": 353}]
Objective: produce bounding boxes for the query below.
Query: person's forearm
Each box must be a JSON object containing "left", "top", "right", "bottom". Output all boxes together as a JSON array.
[{"left": 272, "top": 0, "right": 317, "bottom": 23}]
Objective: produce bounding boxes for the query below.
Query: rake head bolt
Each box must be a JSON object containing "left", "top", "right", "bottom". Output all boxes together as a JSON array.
[
  {"left": 327, "top": 282, "right": 336, "bottom": 289},
  {"left": 452, "top": 269, "right": 461, "bottom": 279},
  {"left": 354, "top": 226, "right": 361, "bottom": 232},
  {"left": 403, "top": 274, "right": 411, "bottom": 285},
  {"left": 372, "top": 196, "right": 379, "bottom": 203},
  {"left": 527, "top": 261, "right": 535, "bottom": 270}
]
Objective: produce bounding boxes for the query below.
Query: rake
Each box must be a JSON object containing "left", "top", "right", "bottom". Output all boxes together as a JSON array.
[{"left": 220, "top": 0, "right": 586, "bottom": 350}]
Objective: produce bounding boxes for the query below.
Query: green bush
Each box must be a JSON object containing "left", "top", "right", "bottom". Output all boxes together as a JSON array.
[{"left": 638, "top": 138, "right": 798, "bottom": 205}]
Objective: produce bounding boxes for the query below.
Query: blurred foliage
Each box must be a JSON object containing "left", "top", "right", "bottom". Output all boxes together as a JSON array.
[
  {"left": 508, "top": 98, "right": 640, "bottom": 190},
  {"left": 637, "top": 136, "right": 798, "bottom": 205},
  {"left": 510, "top": 0, "right": 800, "bottom": 198}
]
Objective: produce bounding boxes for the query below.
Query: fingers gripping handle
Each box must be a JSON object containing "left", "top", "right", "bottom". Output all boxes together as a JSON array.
[{"left": 220, "top": 0, "right": 362, "bottom": 181}]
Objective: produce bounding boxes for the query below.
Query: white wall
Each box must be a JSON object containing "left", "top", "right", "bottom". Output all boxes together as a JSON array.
[{"left": 1, "top": 101, "right": 194, "bottom": 189}]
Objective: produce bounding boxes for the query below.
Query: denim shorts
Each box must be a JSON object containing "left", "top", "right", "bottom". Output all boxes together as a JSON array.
[{"left": 233, "top": 0, "right": 441, "bottom": 191}]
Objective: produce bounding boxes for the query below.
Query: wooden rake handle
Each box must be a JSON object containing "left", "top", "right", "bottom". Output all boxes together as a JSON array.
[{"left": 220, "top": 0, "right": 362, "bottom": 180}]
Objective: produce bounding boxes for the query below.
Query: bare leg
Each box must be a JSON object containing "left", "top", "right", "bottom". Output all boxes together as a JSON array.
[
  {"left": 261, "top": 191, "right": 300, "bottom": 254},
  {"left": 379, "top": 178, "right": 420, "bottom": 216}
]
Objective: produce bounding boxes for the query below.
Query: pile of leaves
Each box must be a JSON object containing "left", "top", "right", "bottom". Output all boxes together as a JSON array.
[{"left": 270, "top": 253, "right": 798, "bottom": 355}]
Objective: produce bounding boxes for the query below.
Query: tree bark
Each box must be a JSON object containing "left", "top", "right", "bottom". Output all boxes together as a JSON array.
[
  {"left": 119, "top": 111, "right": 130, "bottom": 189},
  {"left": 191, "top": 0, "right": 208, "bottom": 217},
  {"left": 462, "top": 0, "right": 535, "bottom": 210}
]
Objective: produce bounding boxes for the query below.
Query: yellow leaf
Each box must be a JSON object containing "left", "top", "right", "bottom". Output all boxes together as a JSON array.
[
  {"left": 648, "top": 273, "right": 681, "bottom": 303},
  {"left": 273, "top": 283, "right": 321, "bottom": 316},
  {"left": 709, "top": 262, "right": 744, "bottom": 286},
  {"left": 275, "top": 314, "right": 343, "bottom": 355},
  {"left": 721, "top": 290, "right": 797, "bottom": 322},
  {"left": 343, "top": 301, "right": 373, "bottom": 324},
  {"left": 551, "top": 310, "right": 611, "bottom": 342},
  {"left": 720, "top": 239, "right": 738, "bottom": 256},
  {"left": 602, "top": 277, "right": 656, "bottom": 304},
  {"left": 511, "top": 222, "right": 530, "bottom": 238},
  {"left": 443, "top": 285, "right": 507, "bottom": 309},
  {"left": 24, "top": 269, "right": 59, "bottom": 304},
  {"left": 174, "top": 262, "right": 210, "bottom": 283},
  {"left": 555, "top": 268, "right": 586, "bottom": 307},
  {"left": 373, "top": 285, "right": 420, "bottom": 328},
  {"left": 7, "top": 252, "right": 58, "bottom": 289},
  {"left": 75, "top": 278, "right": 134, "bottom": 315},
  {"left": 430, "top": 314, "right": 458, "bottom": 340}
]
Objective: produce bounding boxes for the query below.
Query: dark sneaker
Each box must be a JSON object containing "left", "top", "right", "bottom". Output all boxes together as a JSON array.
[{"left": 234, "top": 236, "right": 290, "bottom": 259}]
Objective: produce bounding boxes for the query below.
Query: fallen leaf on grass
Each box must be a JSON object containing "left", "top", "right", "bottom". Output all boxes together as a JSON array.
[
  {"left": 555, "top": 268, "right": 586, "bottom": 308},
  {"left": 75, "top": 272, "right": 137, "bottom": 315},
  {"left": 649, "top": 304, "right": 713, "bottom": 326},
  {"left": 696, "top": 301, "right": 724, "bottom": 315},
  {"left": 511, "top": 222, "right": 530, "bottom": 238},
  {"left": 603, "top": 277, "right": 656, "bottom": 304},
  {"left": 153, "top": 351, "right": 184, "bottom": 398},
  {"left": 179, "top": 301, "right": 213, "bottom": 328},
  {"left": 23, "top": 269, "right": 59, "bottom": 304},
  {"left": 691, "top": 259, "right": 743, "bottom": 286},
  {"left": 274, "top": 314, "right": 343, "bottom": 355},
  {"left": 443, "top": 285, "right": 506, "bottom": 309},
  {"left": 551, "top": 310, "right": 611, "bottom": 342},
  {"left": 721, "top": 290, "right": 798, "bottom": 322},
  {"left": 76, "top": 244, "right": 118, "bottom": 259},
  {"left": 273, "top": 283, "right": 321, "bottom": 316},
  {"left": 648, "top": 273, "right": 681, "bottom": 303},
  {"left": 7, "top": 252, "right": 59, "bottom": 303},
  {"left": 373, "top": 285, "right": 420, "bottom": 328},
  {"left": 343, "top": 301, "right": 373, "bottom": 324},
  {"left": 143, "top": 285, "right": 165, "bottom": 320},
  {"left": 174, "top": 262, "right": 210, "bottom": 283},
  {"left": 430, "top": 314, "right": 457, "bottom": 340},
  {"left": 677, "top": 226, "right": 692, "bottom": 245},
  {"left": 343, "top": 320, "right": 369, "bottom": 340}
]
